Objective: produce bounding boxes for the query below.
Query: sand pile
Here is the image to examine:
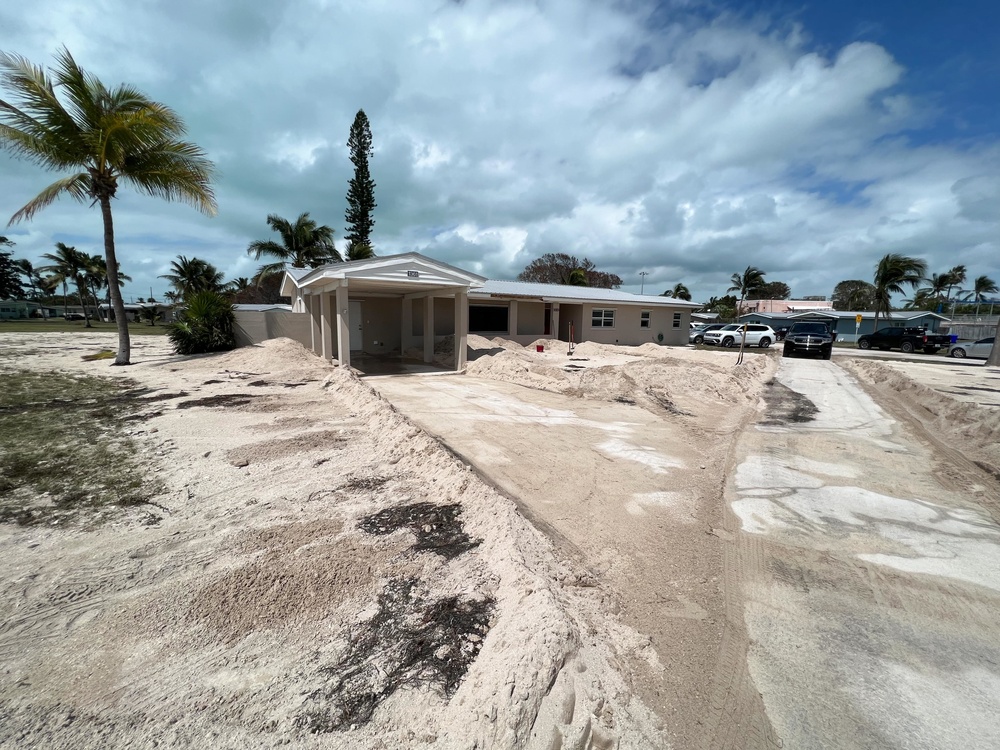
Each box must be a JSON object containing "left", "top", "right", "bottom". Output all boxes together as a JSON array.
[
  {"left": 0, "top": 333, "right": 664, "bottom": 749},
  {"left": 466, "top": 335, "right": 776, "bottom": 418},
  {"left": 844, "top": 359, "right": 1000, "bottom": 473}
]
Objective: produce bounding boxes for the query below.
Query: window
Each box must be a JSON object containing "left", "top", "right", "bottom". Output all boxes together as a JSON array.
[
  {"left": 469, "top": 305, "right": 510, "bottom": 333},
  {"left": 592, "top": 308, "right": 615, "bottom": 328},
  {"left": 640, "top": 310, "right": 651, "bottom": 328},
  {"left": 672, "top": 312, "right": 682, "bottom": 328}
]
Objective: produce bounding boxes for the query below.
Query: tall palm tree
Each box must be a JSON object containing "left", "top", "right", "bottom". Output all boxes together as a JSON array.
[
  {"left": 343, "top": 240, "right": 376, "bottom": 261},
  {"left": 945, "top": 265, "right": 967, "bottom": 310},
  {"left": 160, "top": 255, "right": 225, "bottom": 299},
  {"left": 246, "top": 212, "right": 341, "bottom": 282},
  {"left": 0, "top": 48, "right": 216, "bottom": 364},
  {"left": 727, "top": 266, "right": 766, "bottom": 319},
  {"left": 662, "top": 282, "right": 692, "bottom": 301},
  {"left": 40, "top": 242, "right": 91, "bottom": 325},
  {"left": 872, "top": 253, "right": 927, "bottom": 332},
  {"left": 963, "top": 275, "right": 999, "bottom": 317},
  {"left": 917, "top": 273, "right": 952, "bottom": 312}
]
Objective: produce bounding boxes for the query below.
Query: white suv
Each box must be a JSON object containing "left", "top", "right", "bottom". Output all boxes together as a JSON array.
[{"left": 703, "top": 323, "right": 776, "bottom": 348}]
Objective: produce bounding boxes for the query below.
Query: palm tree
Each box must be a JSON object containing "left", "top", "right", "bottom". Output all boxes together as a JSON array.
[
  {"left": 963, "top": 275, "right": 999, "bottom": 318},
  {"left": 343, "top": 240, "right": 376, "bottom": 261},
  {"left": 662, "top": 282, "right": 692, "bottom": 301},
  {"left": 917, "top": 273, "right": 951, "bottom": 312},
  {"left": 160, "top": 255, "right": 225, "bottom": 299},
  {"left": 246, "top": 212, "right": 340, "bottom": 282},
  {"left": 727, "top": 266, "right": 766, "bottom": 319},
  {"left": 872, "top": 253, "right": 927, "bottom": 332},
  {"left": 40, "top": 242, "right": 91, "bottom": 325},
  {"left": 945, "top": 265, "right": 967, "bottom": 311},
  {"left": 13, "top": 258, "right": 44, "bottom": 300},
  {"left": 568, "top": 268, "right": 588, "bottom": 286},
  {"left": 0, "top": 48, "right": 215, "bottom": 364}
]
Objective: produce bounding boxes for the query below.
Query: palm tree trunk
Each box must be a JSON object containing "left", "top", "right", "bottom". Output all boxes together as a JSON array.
[
  {"left": 100, "top": 196, "right": 131, "bottom": 365},
  {"left": 77, "top": 278, "right": 92, "bottom": 328}
]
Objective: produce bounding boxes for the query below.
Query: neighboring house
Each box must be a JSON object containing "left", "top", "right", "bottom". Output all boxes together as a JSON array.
[
  {"left": 262, "top": 253, "right": 699, "bottom": 371},
  {"left": 0, "top": 300, "right": 59, "bottom": 319},
  {"left": 692, "top": 312, "right": 720, "bottom": 324},
  {"left": 741, "top": 299, "right": 834, "bottom": 314},
  {"left": 98, "top": 302, "right": 177, "bottom": 323},
  {"left": 738, "top": 310, "right": 950, "bottom": 342}
]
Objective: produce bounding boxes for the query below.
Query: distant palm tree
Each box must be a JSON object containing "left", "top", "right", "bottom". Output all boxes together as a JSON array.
[
  {"left": 247, "top": 212, "right": 341, "bottom": 282},
  {"left": 662, "top": 282, "right": 692, "bottom": 301},
  {"left": 13, "top": 258, "right": 44, "bottom": 300},
  {"left": 0, "top": 48, "right": 216, "bottom": 364},
  {"left": 228, "top": 277, "right": 253, "bottom": 294},
  {"left": 945, "top": 265, "right": 967, "bottom": 309},
  {"left": 343, "top": 240, "right": 376, "bottom": 261},
  {"left": 40, "top": 242, "right": 91, "bottom": 325},
  {"left": 727, "top": 266, "right": 766, "bottom": 319},
  {"left": 160, "top": 255, "right": 225, "bottom": 299},
  {"left": 568, "top": 268, "right": 588, "bottom": 286},
  {"left": 917, "top": 273, "right": 951, "bottom": 312},
  {"left": 872, "top": 253, "right": 927, "bottom": 332},
  {"left": 963, "top": 275, "right": 999, "bottom": 317}
]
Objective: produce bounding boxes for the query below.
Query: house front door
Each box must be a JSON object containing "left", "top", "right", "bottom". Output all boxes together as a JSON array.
[{"left": 349, "top": 300, "right": 363, "bottom": 350}]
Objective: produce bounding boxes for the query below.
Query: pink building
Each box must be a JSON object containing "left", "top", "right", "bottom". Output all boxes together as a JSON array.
[{"left": 741, "top": 299, "right": 834, "bottom": 314}]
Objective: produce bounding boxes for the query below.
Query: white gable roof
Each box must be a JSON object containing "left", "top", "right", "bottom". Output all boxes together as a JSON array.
[{"left": 281, "top": 252, "right": 487, "bottom": 296}]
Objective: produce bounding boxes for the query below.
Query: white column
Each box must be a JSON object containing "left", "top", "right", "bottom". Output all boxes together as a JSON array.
[
  {"left": 336, "top": 282, "right": 350, "bottom": 368},
  {"left": 307, "top": 294, "right": 320, "bottom": 354},
  {"left": 455, "top": 290, "right": 468, "bottom": 371},
  {"left": 320, "top": 292, "right": 332, "bottom": 361},
  {"left": 508, "top": 299, "right": 518, "bottom": 338},
  {"left": 551, "top": 303, "right": 560, "bottom": 340},
  {"left": 423, "top": 295, "right": 435, "bottom": 364},
  {"left": 401, "top": 298, "right": 413, "bottom": 354}
]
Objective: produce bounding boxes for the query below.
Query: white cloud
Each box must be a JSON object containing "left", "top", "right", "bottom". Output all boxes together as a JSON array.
[{"left": 0, "top": 0, "right": 997, "bottom": 303}]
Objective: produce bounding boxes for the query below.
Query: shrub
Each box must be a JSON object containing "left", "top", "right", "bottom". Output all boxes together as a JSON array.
[{"left": 167, "top": 291, "right": 237, "bottom": 355}]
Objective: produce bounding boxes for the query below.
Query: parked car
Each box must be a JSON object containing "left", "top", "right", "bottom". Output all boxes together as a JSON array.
[
  {"left": 856, "top": 326, "right": 951, "bottom": 354},
  {"left": 63, "top": 312, "right": 86, "bottom": 321},
  {"left": 948, "top": 336, "right": 995, "bottom": 360},
  {"left": 703, "top": 323, "right": 777, "bottom": 348},
  {"left": 689, "top": 323, "right": 728, "bottom": 345},
  {"left": 774, "top": 327, "right": 789, "bottom": 342},
  {"left": 782, "top": 321, "right": 833, "bottom": 359}
]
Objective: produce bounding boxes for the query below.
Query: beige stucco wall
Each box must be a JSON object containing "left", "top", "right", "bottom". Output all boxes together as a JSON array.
[
  {"left": 578, "top": 304, "right": 689, "bottom": 346},
  {"left": 354, "top": 297, "right": 402, "bottom": 354},
  {"left": 434, "top": 297, "right": 456, "bottom": 336},
  {"left": 516, "top": 301, "right": 546, "bottom": 336},
  {"left": 234, "top": 310, "right": 312, "bottom": 349}
]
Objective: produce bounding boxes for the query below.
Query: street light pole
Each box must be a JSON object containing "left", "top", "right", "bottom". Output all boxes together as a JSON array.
[{"left": 639, "top": 271, "right": 649, "bottom": 295}]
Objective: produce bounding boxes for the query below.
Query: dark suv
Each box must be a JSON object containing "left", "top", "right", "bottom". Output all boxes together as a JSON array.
[{"left": 782, "top": 321, "right": 833, "bottom": 359}]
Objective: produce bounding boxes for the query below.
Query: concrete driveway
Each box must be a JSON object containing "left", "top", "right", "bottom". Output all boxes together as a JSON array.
[{"left": 731, "top": 357, "right": 1000, "bottom": 749}]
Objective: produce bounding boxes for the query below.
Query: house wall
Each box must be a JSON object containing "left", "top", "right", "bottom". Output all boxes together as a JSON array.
[
  {"left": 354, "top": 297, "right": 402, "bottom": 354},
  {"left": 581, "top": 303, "right": 688, "bottom": 346},
  {"left": 234, "top": 310, "right": 312, "bottom": 349},
  {"left": 517, "top": 301, "right": 546, "bottom": 336},
  {"left": 559, "top": 304, "right": 584, "bottom": 342},
  {"left": 434, "top": 297, "right": 456, "bottom": 336}
]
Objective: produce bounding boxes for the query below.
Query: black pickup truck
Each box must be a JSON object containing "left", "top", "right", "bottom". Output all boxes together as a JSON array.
[
  {"left": 783, "top": 321, "right": 834, "bottom": 359},
  {"left": 856, "top": 327, "right": 951, "bottom": 354}
]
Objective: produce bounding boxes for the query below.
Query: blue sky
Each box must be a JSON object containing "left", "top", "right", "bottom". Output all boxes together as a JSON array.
[{"left": 1, "top": 0, "right": 998, "bottom": 304}]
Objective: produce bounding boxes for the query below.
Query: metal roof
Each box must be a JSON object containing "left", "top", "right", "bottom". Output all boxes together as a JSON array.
[
  {"left": 471, "top": 280, "right": 701, "bottom": 307},
  {"left": 233, "top": 304, "right": 294, "bottom": 312},
  {"left": 739, "top": 310, "right": 950, "bottom": 321}
]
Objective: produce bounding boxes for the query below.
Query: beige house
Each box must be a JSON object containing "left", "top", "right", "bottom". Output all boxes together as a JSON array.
[{"left": 240, "top": 253, "right": 699, "bottom": 371}]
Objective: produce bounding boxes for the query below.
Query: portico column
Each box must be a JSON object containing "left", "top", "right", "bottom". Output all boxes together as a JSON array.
[
  {"left": 307, "top": 294, "right": 321, "bottom": 354},
  {"left": 401, "top": 298, "right": 413, "bottom": 354},
  {"left": 320, "top": 292, "right": 332, "bottom": 361},
  {"left": 551, "top": 303, "right": 560, "bottom": 340},
  {"left": 336, "top": 282, "right": 350, "bottom": 368},
  {"left": 423, "top": 296, "right": 435, "bottom": 364},
  {"left": 455, "top": 290, "right": 468, "bottom": 371},
  {"left": 508, "top": 299, "right": 518, "bottom": 339}
]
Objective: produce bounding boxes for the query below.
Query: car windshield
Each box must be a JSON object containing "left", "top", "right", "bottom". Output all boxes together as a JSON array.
[{"left": 794, "top": 323, "right": 829, "bottom": 334}]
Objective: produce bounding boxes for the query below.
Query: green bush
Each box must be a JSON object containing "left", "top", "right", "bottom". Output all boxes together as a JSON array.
[{"left": 167, "top": 291, "right": 237, "bottom": 355}]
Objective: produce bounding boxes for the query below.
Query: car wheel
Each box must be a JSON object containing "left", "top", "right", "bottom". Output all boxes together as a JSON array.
[
  {"left": 782, "top": 346, "right": 793, "bottom": 358},
  {"left": 951, "top": 348, "right": 967, "bottom": 358},
  {"left": 900, "top": 342, "right": 914, "bottom": 353},
  {"left": 722, "top": 337, "right": 735, "bottom": 348},
  {"left": 823, "top": 349, "right": 832, "bottom": 360},
  {"left": 858, "top": 339, "right": 871, "bottom": 350},
  {"left": 759, "top": 337, "right": 771, "bottom": 348},
  {"left": 693, "top": 335, "right": 703, "bottom": 345}
]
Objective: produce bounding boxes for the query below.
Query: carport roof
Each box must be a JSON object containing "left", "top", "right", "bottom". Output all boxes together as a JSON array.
[
  {"left": 280, "top": 252, "right": 487, "bottom": 296},
  {"left": 471, "top": 280, "right": 702, "bottom": 307}
]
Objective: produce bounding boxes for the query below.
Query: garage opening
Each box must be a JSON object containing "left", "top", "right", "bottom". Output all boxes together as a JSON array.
[{"left": 469, "top": 304, "right": 509, "bottom": 335}]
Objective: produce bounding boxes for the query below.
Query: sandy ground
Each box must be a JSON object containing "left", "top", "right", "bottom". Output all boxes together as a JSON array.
[{"left": 2, "top": 332, "right": 999, "bottom": 749}]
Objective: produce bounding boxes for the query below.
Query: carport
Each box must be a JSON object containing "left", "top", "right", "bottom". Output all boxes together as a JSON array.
[{"left": 280, "top": 253, "right": 486, "bottom": 372}]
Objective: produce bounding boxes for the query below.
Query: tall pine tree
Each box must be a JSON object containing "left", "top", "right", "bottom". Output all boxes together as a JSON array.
[
  {"left": 344, "top": 109, "right": 376, "bottom": 251},
  {"left": 0, "top": 237, "right": 24, "bottom": 299}
]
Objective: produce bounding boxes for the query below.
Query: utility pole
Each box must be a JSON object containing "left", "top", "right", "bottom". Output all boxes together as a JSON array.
[{"left": 639, "top": 271, "right": 649, "bottom": 295}]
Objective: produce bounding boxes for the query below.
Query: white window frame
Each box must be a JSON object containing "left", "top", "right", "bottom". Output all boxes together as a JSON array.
[
  {"left": 640, "top": 310, "right": 651, "bottom": 329},
  {"left": 591, "top": 308, "right": 616, "bottom": 328}
]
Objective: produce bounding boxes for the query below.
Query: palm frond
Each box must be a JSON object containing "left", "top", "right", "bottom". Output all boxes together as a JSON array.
[{"left": 8, "top": 172, "right": 89, "bottom": 224}]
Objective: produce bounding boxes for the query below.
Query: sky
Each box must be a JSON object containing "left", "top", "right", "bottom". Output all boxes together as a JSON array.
[{"left": 1, "top": 0, "right": 998, "bottom": 304}]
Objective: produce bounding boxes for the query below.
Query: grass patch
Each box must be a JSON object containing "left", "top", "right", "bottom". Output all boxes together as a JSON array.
[
  {"left": 0, "top": 370, "right": 162, "bottom": 526},
  {"left": 82, "top": 350, "right": 116, "bottom": 361},
  {"left": 0, "top": 319, "right": 168, "bottom": 335}
]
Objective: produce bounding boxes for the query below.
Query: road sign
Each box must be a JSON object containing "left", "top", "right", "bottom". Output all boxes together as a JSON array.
[{"left": 855, "top": 314, "right": 863, "bottom": 323}]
